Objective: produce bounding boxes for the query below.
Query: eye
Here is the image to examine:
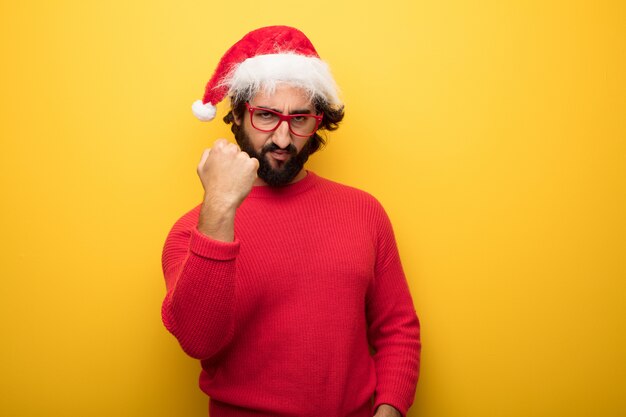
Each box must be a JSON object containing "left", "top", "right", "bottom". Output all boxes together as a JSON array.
[
  {"left": 291, "top": 115, "right": 306, "bottom": 123},
  {"left": 257, "top": 111, "right": 275, "bottom": 119}
]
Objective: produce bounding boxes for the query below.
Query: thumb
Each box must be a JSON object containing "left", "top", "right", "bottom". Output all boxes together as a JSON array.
[{"left": 198, "top": 148, "right": 211, "bottom": 171}]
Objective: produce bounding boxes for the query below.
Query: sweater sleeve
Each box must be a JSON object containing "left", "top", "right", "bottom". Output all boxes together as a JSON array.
[
  {"left": 366, "top": 204, "right": 421, "bottom": 417},
  {"left": 161, "top": 207, "right": 240, "bottom": 360}
]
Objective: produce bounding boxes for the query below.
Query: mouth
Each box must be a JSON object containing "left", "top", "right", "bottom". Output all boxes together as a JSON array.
[
  {"left": 269, "top": 150, "right": 291, "bottom": 161},
  {"left": 267, "top": 150, "right": 293, "bottom": 168}
]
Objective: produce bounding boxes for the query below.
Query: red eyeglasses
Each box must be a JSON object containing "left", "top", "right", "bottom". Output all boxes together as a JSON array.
[{"left": 245, "top": 102, "right": 323, "bottom": 137}]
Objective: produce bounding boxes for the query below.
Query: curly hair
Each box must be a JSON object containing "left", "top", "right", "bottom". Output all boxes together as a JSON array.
[{"left": 223, "top": 91, "right": 345, "bottom": 154}]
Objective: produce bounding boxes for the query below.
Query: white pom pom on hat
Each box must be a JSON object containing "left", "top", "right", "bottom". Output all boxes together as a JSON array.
[
  {"left": 191, "top": 100, "right": 217, "bottom": 121},
  {"left": 192, "top": 25, "right": 342, "bottom": 122}
]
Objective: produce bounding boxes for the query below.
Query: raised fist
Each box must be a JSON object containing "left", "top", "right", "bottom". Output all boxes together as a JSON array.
[{"left": 197, "top": 139, "right": 259, "bottom": 210}]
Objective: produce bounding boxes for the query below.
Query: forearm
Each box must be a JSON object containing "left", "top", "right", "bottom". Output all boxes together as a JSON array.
[{"left": 197, "top": 194, "right": 237, "bottom": 242}]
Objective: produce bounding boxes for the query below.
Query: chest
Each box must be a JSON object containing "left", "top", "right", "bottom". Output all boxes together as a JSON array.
[{"left": 232, "top": 198, "right": 377, "bottom": 314}]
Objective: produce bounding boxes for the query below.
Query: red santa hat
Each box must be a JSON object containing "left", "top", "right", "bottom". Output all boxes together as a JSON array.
[{"left": 192, "top": 25, "right": 342, "bottom": 121}]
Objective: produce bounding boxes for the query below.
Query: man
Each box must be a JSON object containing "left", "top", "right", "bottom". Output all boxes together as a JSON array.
[{"left": 161, "top": 26, "right": 420, "bottom": 417}]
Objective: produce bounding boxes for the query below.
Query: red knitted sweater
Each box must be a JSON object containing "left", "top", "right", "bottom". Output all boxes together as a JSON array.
[{"left": 161, "top": 172, "right": 420, "bottom": 417}]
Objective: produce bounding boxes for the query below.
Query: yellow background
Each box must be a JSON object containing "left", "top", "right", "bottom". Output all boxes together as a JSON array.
[{"left": 1, "top": 1, "right": 625, "bottom": 416}]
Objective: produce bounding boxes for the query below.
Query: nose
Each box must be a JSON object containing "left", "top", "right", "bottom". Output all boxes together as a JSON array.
[{"left": 271, "top": 119, "right": 292, "bottom": 149}]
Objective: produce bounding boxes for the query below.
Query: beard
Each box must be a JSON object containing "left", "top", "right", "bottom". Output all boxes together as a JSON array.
[{"left": 235, "top": 127, "right": 313, "bottom": 187}]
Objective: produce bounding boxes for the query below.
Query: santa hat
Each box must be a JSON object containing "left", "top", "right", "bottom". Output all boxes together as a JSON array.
[{"left": 192, "top": 25, "right": 342, "bottom": 121}]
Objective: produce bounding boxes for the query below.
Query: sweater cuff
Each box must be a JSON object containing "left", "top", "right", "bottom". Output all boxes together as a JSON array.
[{"left": 190, "top": 227, "right": 240, "bottom": 260}]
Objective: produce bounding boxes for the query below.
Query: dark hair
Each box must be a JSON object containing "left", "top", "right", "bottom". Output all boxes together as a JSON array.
[{"left": 223, "top": 93, "right": 345, "bottom": 154}]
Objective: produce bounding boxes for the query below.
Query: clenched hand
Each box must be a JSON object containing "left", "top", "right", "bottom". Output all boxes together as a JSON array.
[{"left": 196, "top": 139, "right": 259, "bottom": 241}]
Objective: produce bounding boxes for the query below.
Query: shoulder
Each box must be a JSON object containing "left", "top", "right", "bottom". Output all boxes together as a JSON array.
[
  {"left": 310, "top": 174, "right": 392, "bottom": 228},
  {"left": 313, "top": 174, "right": 386, "bottom": 211}
]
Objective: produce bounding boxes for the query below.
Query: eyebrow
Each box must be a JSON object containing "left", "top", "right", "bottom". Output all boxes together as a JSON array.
[{"left": 255, "top": 105, "right": 314, "bottom": 115}]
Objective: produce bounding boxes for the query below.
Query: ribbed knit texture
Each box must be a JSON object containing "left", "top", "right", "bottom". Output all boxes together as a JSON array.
[{"left": 161, "top": 172, "right": 420, "bottom": 417}]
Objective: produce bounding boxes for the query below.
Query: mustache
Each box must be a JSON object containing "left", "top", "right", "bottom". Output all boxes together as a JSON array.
[{"left": 261, "top": 142, "right": 298, "bottom": 156}]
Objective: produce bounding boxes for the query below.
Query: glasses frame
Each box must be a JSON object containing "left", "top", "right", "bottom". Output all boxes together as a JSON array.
[{"left": 245, "top": 102, "right": 323, "bottom": 137}]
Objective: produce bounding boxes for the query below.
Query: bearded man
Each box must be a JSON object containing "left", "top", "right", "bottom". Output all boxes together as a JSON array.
[{"left": 161, "top": 26, "right": 420, "bottom": 417}]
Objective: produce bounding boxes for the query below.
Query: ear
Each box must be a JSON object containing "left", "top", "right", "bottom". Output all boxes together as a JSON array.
[{"left": 233, "top": 112, "right": 242, "bottom": 126}]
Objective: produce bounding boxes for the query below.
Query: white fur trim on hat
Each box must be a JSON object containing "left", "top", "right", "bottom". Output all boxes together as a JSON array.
[
  {"left": 192, "top": 100, "right": 217, "bottom": 121},
  {"left": 223, "top": 53, "right": 342, "bottom": 107}
]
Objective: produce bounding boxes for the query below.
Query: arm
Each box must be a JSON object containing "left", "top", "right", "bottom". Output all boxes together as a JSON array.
[
  {"left": 161, "top": 139, "right": 258, "bottom": 359},
  {"left": 366, "top": 205, "right": 421, "bottom": 417},
  {"left": 161, "top": 215, "right": 240, "bottom": 359}
]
